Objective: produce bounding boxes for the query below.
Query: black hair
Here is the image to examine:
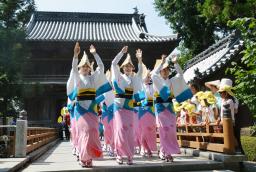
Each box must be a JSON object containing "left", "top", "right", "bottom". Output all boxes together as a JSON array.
[
  {"left": 227, "top": 94, "right": 236, "bottom": 103},
  {"left": 203, "top": 99, "right": 210, "bottom": 107},
  {"left": 189, "top": 82, "right": 200, "bottom": 92}
]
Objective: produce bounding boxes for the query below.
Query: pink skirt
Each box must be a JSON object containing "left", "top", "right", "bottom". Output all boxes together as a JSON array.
[
  {"left": 134, "top": 111, "right": 141, "bottom": 147},
  {"left": 77, "top": 113, "right": 103, "bottom": 161},
  {"left": 70, "top": 118, "right": 78, "bottom": 149},
  {"left": 113, "top": 108, "right": 135, "bottom": 157},
  {"left": 102, "top": 117, "right": 114, "bottom": 148},
  {"left": 138, "top": 112, "right": 157, "bottom": 151},
  {"left": 156, "top": 109, "right": 180, "bottom": 155}
]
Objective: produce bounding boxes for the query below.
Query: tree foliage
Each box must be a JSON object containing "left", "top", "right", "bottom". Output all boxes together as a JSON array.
[
  {"left": 154, "top": 0, "right": 256, "bottom": 116},
  {"left": 154, "top": 0, "right": 256, "bottom": 57},
  {"left": 154, "top": 0, "right": 215, "bottom": 56},
  {"left": 199, "top": 0, "right": 256, "bottom": 31},
  {"left": 0, "top": 0, "right": 35, "bottom": 124},
  {"left": 227, "top": 18, "right": 256, "bottom": 115}
]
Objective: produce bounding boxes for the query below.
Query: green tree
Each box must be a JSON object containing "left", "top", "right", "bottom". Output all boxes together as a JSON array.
[
  {"left": 154, "top": 0, "right": 216, "bottom": 56},
  {"left": 154, "top": 0, "right": 256, "bottom": 57},
  {"left": 0, "top": 0, "right": 35, "bottom": 125},
  {"left": 176, "top": 41, "right": 193, "bottom": 68},
  {"left": 227, "top": 18, "right": 256, "bottom": 116},
  {"left": 199, "top": 0, "right": 256, "bottom": 32}
]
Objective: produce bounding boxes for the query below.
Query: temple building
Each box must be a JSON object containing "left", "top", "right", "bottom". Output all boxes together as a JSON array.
[
  {"left": 183, "top": 31, "right": 244, "bottom": 87},
  {"left": 23, "top": 11, "right": 179, "bottom": 126}
]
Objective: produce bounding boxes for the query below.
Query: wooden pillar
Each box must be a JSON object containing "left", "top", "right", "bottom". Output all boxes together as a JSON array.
[{"left": 222, "top": 104, "right": 235, "bottom": 154}]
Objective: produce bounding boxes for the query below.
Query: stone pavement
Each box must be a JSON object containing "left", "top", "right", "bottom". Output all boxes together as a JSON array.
[
  {"left": 1, "top": 140, "right": 247, "bottom": 172},
  {"left": 21, "top": 141, "right": 228, "bottom": 172},
  {"left": 0, "top": 140, "right": 58, "bottom": 172},
  {"left": 0, "top": 157, "right": 27, "bottom": 172}
]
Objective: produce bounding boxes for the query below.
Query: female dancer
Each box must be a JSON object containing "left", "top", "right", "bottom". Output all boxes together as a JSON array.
[
  {"left": 151, "top": 54, "right": 192, "bottom": 162},
  {"left": 111, "top": 46, "right": 143, "bottom": 165},
  {"left": 138, "top": 69, "right": 157, "bottom": 157},
  {"left": 67, "top": 42, "right": 111, "bottom": 167},
  {"left": 101, "top": 72, "right": 115, "bottom": 156}
]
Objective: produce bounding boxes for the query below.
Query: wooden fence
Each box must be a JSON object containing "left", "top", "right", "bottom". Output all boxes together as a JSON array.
[
  {"left": 176, "top": 117, "right": 235, "bottom": 154},
  {"left": 1, "top": 115, "right": 236, "bottom": 157},
  {"left": 26, "top": 127, "right": 58, "bottom": 154},
  {"left": 0, "top": 126, "right": 58, "bottom": 157}
]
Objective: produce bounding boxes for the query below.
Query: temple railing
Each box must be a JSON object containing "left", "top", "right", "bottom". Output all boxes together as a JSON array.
[
  {"left": 0, "top": 125, "right": 58, "bottom": 157},
  {"left": 177, "top": 124, "right": 227, "bottom": 152},
  {"left": 26, "top": 127, "right": 58, "bottom": 154},
  {"left": 156, "top": 105, "right": 236, "bottom": 154},
  {"left": 176, "top": 109, "right": 235, "bottom": 154}
]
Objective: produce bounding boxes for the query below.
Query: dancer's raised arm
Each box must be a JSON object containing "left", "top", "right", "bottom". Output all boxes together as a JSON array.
[
  {"left": 89, "top": 44, "right": 104, "bottom": 74},
  {"left": 112, "top": 46, "right": 128, "bottom": 65},
  {"left": 67, "top": 42, "right": 80, "bottom": 96},
  {"left": 135, "top": 48, "right": 143, "bottom": 78},
  {"left": 111, "top": 46, "right": 128, "bottom": 79},
  {"left": 151, "top": 54, "right": 166, "bottom": 76},
  {"left": 72, "top": 42, "right": 80, "bottom": 73},
  {"left": 171, "top": 55, "right": 183, "bottom": 75}
]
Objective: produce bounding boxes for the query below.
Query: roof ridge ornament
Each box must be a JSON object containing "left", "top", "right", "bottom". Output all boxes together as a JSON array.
[
  {"left": 133, "top": 7, "right": 139, "bottom": 14},
  {"left": 139, "top": 13, "right": 145, "bottom": 27}
]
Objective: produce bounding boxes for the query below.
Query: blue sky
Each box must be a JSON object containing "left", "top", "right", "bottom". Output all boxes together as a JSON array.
[{"left": 34, "top": 0, "right": 173, "bottom": 36}]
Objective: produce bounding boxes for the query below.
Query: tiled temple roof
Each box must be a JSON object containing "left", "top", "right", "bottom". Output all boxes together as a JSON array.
[
  {"left": 183, "top": 32, "right": 244, "bottom": 82},
  {"left": 26, "top": 11, "right": 177, "bottom": 42}
]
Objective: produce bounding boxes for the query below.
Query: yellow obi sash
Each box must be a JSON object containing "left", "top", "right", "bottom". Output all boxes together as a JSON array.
[
  {"left": 115, "top": 87, "right": 133, "bottom": 99},
  {"left": 146, "top": 97, "right": 153, "bottom": 106},
  {"left": 77, "top": 88, "right": 96, "bottom": 101},
  {"left": 154, "top": 92, "right": 173, "bottom": 103}
]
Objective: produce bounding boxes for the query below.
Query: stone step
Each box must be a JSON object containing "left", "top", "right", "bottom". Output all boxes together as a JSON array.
[
  {"left": 21, "top": 141, "right": 229, "bottom": 172},
  {"left": 22, "top": 159, "right": 226, "bottom": 172},
  {"left": 189, "top": 171, "right": 235, "bottom": 172}
]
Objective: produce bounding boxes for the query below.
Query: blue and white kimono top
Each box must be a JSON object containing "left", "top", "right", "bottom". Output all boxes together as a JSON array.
[
  {"left": 66, "top": 53, "right": 111, "bottom": 119},
  {"left": 101, "top": 90, "right": 115, "bottom": 123},
  {"left": 151, "top": 62, "right": 192, "bottom": 114},
  {"left": 143, "top": 83, "right": 154, "bottom": 104},
  {"left": 138, "top": 83, "right": 155, "bottom": 118},
  {"left": 111, "top": 52, "right": 143, "bottom": 111}
]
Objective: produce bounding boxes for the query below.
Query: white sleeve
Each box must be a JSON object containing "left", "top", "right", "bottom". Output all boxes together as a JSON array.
[
  {"left": 151, "top": 70, "right": 162, "bottom": 92},
  {"left": 67, "top": 57, "right": 80, "bottom": 95},
  {"left": 135, "top": 63, "right": 143, "bottom": 78},
  {"left": 92, "top": 53, "right": 104, "bottom": 78},
  {"left": 152, "top": 63, "right": 163, "bottom": 76},
  {"left": 174, "top": 63, "right": 183, "bottom": 76},
  {"left": 94, "top": 53, "right": 104, "bottom": 74},
  {"left": 234, "top": 98, "right": 239, "bottom": 110},
  {"left": 151, "top": 63, "right": 163, "bottom": 86},
  {"left": 111, "top": 52, "right": 123, "bottom": 81},
  {"left": 112, "top": 52, "right": 123, "bottom": 65}
]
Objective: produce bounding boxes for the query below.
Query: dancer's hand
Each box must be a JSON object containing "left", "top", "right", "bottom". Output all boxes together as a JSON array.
[
  {"left": 74, "top": 42, "right": 80, "bottom": 58},
  {"left": 121, "top": 46, "right": 128, "bottom": 54},
  {"left": 171, "top": 54, "right": 177, "bottom": 64},
  {"left": 161, "top": 54, "right": 167, "bottom": 64},
  {"left": 89, "top": 44, "right": 96, "bottom": 55},
  {"left": 136, "top": 49, "right": 142, "bottom": 63}
]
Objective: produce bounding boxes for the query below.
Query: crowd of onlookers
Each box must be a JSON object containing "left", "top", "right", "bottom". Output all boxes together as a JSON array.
[
  {"left": 175, "top": 78, "right": 245, "bottom": 154},
  {"left": 175, "top": 78, "right": 237, "bottom": 127}
]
